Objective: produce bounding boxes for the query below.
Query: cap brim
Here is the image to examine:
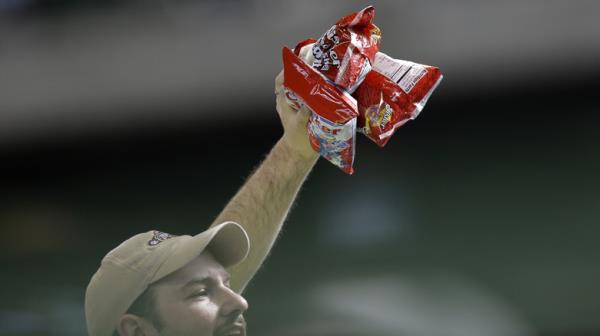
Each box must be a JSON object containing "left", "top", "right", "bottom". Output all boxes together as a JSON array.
[{"left": 151, "top": 221, "right": 250, "bottom": 283}]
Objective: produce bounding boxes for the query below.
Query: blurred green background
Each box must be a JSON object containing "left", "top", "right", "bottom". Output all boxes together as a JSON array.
[{"left": 1, "top": 1, "right": 599, "bottom": 335}]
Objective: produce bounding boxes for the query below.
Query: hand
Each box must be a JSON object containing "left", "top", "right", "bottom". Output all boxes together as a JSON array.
[{"left": 274, "top": 70, "right": 319, "bottom": 161}]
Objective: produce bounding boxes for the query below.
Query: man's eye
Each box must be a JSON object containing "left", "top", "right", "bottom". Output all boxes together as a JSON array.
[{"left": 190, "top": 289, "right": 208, "bottom": 298}]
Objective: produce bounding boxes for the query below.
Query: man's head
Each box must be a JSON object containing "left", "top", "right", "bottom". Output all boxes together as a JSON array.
[
  {"left": 117, "top": 251, "right": 248, "bottom": 336},
  {"left": 85, "top": 222, "right": 250, "bottom": 336}
]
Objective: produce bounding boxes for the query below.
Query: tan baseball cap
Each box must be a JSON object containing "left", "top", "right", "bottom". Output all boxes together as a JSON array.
[{"left": 85, "top": 221, "right": 250, "bottom": 336}]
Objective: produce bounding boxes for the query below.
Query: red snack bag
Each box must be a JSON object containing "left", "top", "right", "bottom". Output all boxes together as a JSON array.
[
  {"left": 308, "top": 6, "right": 381, "bottom": 93},
  {"left": 280, "top": 39, "right": 318, "bottom": 111},
  {"left": 354, "top": 52, "right": 443, "bottom": 147},
  {"left": 282, "top": 47, "right": 358, "bottom": 174}
]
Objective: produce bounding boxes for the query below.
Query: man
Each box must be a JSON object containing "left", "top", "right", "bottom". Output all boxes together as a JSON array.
[{"left": 85, "top": 71, "right": 319, "bottom": 336}]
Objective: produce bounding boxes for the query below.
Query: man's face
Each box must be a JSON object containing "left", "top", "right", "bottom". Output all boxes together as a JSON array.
[{"left": 149, "top": 251, "right": 248, "bottom": 336}]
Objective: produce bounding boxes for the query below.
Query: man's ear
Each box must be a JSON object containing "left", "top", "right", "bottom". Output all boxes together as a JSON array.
[{"left": 116, "top": 313, "right": 154, "bottom": 336}]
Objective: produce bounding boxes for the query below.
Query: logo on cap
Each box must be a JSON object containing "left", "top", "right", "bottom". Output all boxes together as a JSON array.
[{"left": 148, "top": 231, "right": 177, "bottom": 246}]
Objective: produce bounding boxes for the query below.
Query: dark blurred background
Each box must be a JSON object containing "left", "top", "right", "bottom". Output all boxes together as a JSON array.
[{"left": 1, "top": 0, "right": 599, "bottom": 335}]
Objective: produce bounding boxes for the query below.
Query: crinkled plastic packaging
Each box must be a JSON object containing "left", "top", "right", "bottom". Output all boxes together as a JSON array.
[
  {"left": 281, "top": 5, "right": 442, "bottom": 174},
  {"left": 282, "top": 47, "right": 358, "bottom": 174},
  {"left": 354, "top": 52, "right": 443, "bottom": 147},
  {"left": 308, "top": 5, "right": 381, "bottom": 93},
  {"left": 282, "top": 6, "right": 380, "bottom": 174}
]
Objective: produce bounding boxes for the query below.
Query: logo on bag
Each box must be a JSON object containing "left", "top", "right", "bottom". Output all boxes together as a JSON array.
[
  {"left": 312, "top": 26, "right": 341, "bottom": 72},
  {"left": 148, "top": 231, "right": 177, "bottom": 246}
]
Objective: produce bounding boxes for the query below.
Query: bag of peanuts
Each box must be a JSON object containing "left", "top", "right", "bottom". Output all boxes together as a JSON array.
[{"left": 354, "top": 52, "right": 443, "bottom": 147}]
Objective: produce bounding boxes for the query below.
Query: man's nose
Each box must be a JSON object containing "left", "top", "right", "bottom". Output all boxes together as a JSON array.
[{"left": 219, "top": 286, "right": 249, "bottom": 318}]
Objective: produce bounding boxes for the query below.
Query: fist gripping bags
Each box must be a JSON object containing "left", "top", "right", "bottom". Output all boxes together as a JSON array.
[
  {"left": 282, "top": 48, "right": 358, "bottom": 174},
  {"left": 283, "top": 6, "right": 380, "bottom": 174},
  {"left": 282, "top": 6, "right": 443, "bottom": 174}
]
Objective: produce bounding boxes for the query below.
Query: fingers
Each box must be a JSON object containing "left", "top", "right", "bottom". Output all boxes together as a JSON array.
[
  {"left": 274, "top": 70, "right": 284, "bottom": 94},
  {"left": 275, "top": 89, "right": 290, "bottom": 115},
  {"left": 275, "top": 88, "right": 285, "bottom": 107},
  {"left": 275, "top": 69, "right": 309, "bottom": 122},
  {"left": 276, "top": 88, "right": 301, "bottom": 120}
]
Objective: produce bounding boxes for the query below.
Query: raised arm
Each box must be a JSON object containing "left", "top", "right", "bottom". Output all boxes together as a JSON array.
[{"left": 210, "top": 70, "right": 319, "bottom": 293}]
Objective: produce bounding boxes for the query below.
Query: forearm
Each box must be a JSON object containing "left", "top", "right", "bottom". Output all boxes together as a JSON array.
[{"left": 210, "top": 137, "right": 318, "bottom": 292}]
